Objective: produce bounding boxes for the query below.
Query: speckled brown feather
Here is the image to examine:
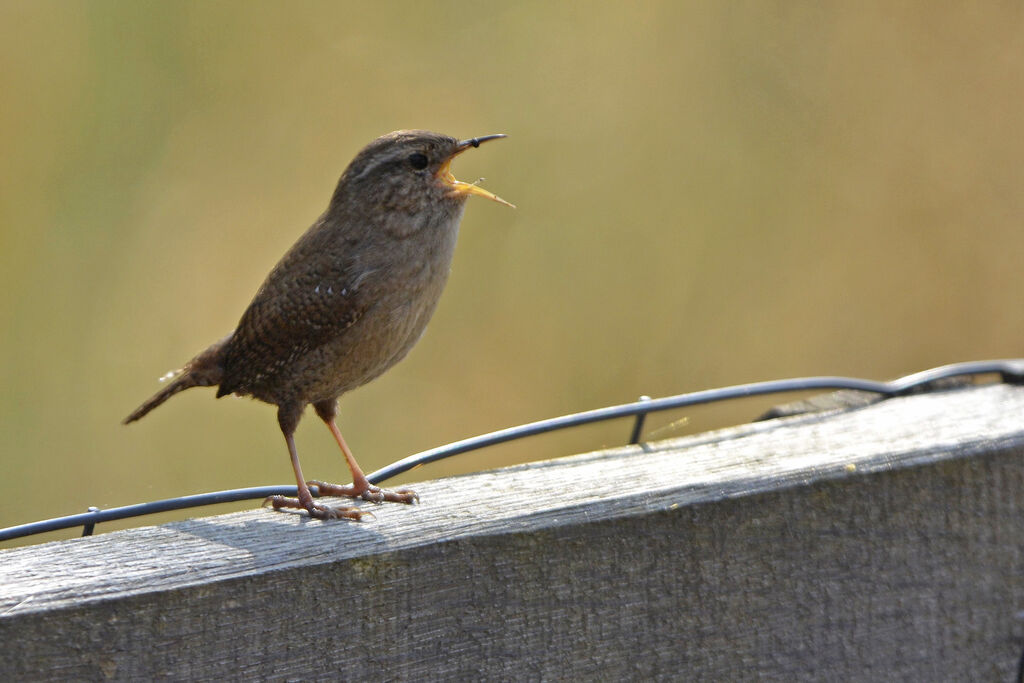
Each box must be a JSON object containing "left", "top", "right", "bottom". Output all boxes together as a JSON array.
[{"left": 215, "top": 221, "right": 368, "bottom": 402}]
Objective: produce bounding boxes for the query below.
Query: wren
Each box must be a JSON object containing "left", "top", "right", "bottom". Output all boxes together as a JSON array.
[{"left": 124, "top": 130, "right": 512, "bottom": 520}]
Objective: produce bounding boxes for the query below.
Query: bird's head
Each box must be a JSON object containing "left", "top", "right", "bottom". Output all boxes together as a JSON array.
[{"left": 334, "top": 130, "right": 514, "bottom": 217}]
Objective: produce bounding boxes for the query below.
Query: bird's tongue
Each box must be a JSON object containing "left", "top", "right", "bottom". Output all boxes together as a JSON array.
[{"left": 437, "top": 158, "right": 515, "bottom": 208}]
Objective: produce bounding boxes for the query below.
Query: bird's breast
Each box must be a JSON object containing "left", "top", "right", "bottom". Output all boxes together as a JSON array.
[{"left": 304, "top": 209, "right": 463, "bottom": 399}]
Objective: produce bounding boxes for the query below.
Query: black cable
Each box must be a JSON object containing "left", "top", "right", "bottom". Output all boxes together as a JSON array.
[
  {"left": 0, "top": 487, "right": 301, "bottom": 542},
  {"left": 2, "top": 359, "right": 1022, "bottom": 543},
  {"left": 368, "top": 359, "right": 1024, "bottom": 482}
]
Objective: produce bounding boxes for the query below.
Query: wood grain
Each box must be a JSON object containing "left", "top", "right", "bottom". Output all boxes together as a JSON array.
[{"left": 3, "top": 382, "right": 1024, "bottom": 680}]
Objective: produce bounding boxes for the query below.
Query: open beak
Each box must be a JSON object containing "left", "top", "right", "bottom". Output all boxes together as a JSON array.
[{"left": 438, "top": 134, "right": 515, "bottom": 208}]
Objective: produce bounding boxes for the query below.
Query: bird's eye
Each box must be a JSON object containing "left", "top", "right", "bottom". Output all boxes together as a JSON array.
[{"left": 408, "top": 152, "right": 429, "bottom": 170}]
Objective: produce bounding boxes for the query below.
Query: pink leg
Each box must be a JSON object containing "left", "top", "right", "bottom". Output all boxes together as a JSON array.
[
  {"left": 264, "top": 405, "right": 365, "bottom": 520},
  {"left": 309, "top": 399, "right": 418, "bottom": 505}
]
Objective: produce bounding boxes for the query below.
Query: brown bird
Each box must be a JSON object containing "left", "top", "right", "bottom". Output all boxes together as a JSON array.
[{"left": 124, "top": 130, "right": 512, "bottom": 520}]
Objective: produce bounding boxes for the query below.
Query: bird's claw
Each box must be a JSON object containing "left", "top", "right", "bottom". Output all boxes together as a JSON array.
[
  {"left": 263, "top": 494, "right": 367, "bottom": 521},
  {"left": 308, "top": 480, "right": 419, "bottom": 505}
]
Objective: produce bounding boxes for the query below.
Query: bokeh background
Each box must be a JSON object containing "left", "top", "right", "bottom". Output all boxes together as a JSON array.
[{"left": 3, "top": 2, "right": 1023, "bottom": 542}]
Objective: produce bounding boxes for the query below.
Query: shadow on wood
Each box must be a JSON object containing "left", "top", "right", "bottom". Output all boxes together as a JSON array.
[{"left": 2, "top": 382, "right": 1024, "bottom": 679}]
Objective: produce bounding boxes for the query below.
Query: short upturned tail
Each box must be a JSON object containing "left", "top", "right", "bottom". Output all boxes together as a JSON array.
[{"left": 123, "top": 337, "right": 229, "bottom": 425}]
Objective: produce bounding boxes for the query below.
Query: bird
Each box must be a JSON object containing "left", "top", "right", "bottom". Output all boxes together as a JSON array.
[{"left": 124, "top": 130, "right": 512, "bottom": 520}]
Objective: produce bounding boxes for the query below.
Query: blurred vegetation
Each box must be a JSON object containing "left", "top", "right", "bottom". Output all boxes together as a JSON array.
[{"left": 2, "top": 1, "right": 1023, "bottom": 541}]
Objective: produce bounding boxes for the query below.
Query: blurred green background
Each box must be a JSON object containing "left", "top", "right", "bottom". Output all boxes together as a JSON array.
[{"left": 2, "top": 1, "right": 1023, "bottom": 542}]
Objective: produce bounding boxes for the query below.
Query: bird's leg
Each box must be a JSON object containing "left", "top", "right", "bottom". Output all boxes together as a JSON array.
[
  {"left": 308, "top": 399, "right": 418, "bottom": 505},
  {"left": 309, "top": 419, "right": 418, "bottom": 504},
  {"left": 264, "top": 404, "right": 365, "bottom": 520}
]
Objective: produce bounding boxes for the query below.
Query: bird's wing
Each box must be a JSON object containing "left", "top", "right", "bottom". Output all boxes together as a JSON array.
[{"left": 217, "top": 233, "right": 366, "bottom": 398}]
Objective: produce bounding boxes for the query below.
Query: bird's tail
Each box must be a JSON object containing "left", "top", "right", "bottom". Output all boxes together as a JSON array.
[{"left": 123, "top": 336, "right": 229, "bottom": 425}]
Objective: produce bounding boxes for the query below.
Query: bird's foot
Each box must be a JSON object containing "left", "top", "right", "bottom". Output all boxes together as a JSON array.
[
  {"left": 263, "top": 494, "right": 368, "bottom": 521},
  {"left": 308, "top": 479, "right": 419, "bottom": 504}
]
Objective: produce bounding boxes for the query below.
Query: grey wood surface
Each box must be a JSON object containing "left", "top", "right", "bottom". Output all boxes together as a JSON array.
[{"left": 3, "top": 382, "right": 1024, "bottom": 680}]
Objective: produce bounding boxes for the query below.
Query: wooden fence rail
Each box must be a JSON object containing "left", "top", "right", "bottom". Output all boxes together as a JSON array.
[{"left": 2, "top": 382, "right": 1024, "bottom": 680}]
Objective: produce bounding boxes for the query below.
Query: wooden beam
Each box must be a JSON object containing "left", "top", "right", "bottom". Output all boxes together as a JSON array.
[{"left": 3, "top": 382, "right": 1024, "bottom": 679}]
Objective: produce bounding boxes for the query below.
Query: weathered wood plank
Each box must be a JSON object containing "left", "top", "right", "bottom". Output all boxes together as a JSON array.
[{"left": 2, "top": 382, "right": 1024, "bottom": 680}]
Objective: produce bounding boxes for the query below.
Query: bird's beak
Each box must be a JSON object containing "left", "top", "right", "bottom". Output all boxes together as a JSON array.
[{"left": 438, "top": 134, "right": 515, "bottom": 208}]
